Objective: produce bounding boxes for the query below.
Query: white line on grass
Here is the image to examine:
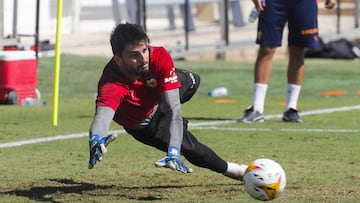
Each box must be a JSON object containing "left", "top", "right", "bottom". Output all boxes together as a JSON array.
[
  {"left": 1, "top": 105, "right": 359, "bottom": 148},
  {"left": 191, "top": 126, "right": 273, "bottom": 131},
  {"left": 192, "top": 126, "right": 359, "bottom": 133},
  {"left": 280, "top": 128, "right": 359, "bottom": 133},
  {"left": 188, "top": 105, "right": 360, "bottom": 126},
  {"left": 0, "top": 130, "right": 125, "bottom": 149}
]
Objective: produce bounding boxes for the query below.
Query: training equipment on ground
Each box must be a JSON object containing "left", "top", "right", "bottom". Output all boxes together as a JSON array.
[{"left": 243, "top": 158, "right": 286, "bottom": 201}]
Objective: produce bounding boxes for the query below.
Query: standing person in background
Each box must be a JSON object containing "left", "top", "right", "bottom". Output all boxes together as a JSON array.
[
  {"left": 88, "top": 23, "right": 248, "bottom": 180},
  {"left": 238, "top": 0, "right": 336, "bottom": 123}
]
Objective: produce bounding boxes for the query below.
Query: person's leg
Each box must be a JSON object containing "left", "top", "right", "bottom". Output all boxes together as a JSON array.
[
  {"left": 125, "top": 120, "right": 226, "bottom": 172},
  {"left": 253, "top": 46, "right": 277, "bottom": 113},
  {"left": 179, "top": 4, "right": 195, "bottom": 31},
  {"left": 253, "top": 0, "right": 288, "bottom": 113},
  {"left": 125, "top": 114, "right": 246, "bottom": 179},
  {"left": 181, "top": 118, "right": 248, "bottom": 178},
  {"left": 282, "top": 45, "right": 304, "bottom": 122},
  {"left": 285, "top": 45, "right": 304, "bottom": 111},
  {"left": 283, "top": 0, "right": 318, "bottom": 122},
  {"left": 238, "top": 46, "right": 276, "bottom": 123},
  {"left": 181, "top": 129, "right": 247, "bottom": 179},
  {"left": 238, "top": 0, "right": 287, "bottom": 123},
  {"left": 166, "top": 5, "right": 176, "bottom": 30}
]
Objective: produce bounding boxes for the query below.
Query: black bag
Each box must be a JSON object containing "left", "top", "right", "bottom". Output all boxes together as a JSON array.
[
  {"left": 175, "top": 68, "right": 200, "bottom": 104},
  {"left": 305, "top": 37, "right": 360, "bottom": 59},
  {"left": 326, "top": 38, "right": 360, "bottom": 59}
]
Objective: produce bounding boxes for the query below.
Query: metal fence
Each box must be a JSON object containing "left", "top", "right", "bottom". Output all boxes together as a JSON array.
[{"left": 1, "top": 0, "right": 360, "bottom": 59}]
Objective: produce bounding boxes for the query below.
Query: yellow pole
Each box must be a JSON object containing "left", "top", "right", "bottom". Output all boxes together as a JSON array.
[{"left": 52, "top": 0, "right": 63, "bottom": 126}]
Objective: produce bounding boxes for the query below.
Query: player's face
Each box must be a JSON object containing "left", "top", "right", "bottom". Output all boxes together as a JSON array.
[{"left": 116, "top": 39, "right": 149, "bottom": 77}]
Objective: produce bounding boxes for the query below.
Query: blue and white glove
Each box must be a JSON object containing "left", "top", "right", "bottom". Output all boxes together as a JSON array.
[
  {"left": 88, "top": 133, "right": 117, "bottom": 169},
  {"left": 155, "top": 146, "right": 193, "bottom": 173}
]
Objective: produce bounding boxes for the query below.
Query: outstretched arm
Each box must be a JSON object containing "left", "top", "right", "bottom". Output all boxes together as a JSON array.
[
  {"left": 88, "top": 106, "right": 117, "bottom": 169},
  {"left": 161, "top": 88, "right": 183, "bottom": 149},
  {"left": 90, "top": 106, "right": 115, "bottom": 138},
  {"left": 155, "top": 88, "right": 192, "bottom": 173}
]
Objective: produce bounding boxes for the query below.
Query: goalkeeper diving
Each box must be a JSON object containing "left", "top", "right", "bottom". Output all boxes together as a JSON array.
[{"left": 88, "top": 23, "right": 247, "bottom": 180}]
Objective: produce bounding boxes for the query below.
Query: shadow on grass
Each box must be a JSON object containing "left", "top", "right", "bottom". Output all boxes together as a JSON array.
[
  {"left": 1, "top": 178, "right": 239, "bottom": 202},
  {"left": 1, "top": 178, "right": 113, "bottom": 203}
]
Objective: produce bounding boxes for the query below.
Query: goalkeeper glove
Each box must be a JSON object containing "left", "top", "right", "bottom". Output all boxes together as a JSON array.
[
  {"left": 155, "top": 146, "right": 193, "bottom": 173},
  {"left": 88, "top": 133, "right": 117, "bottom": 169}
]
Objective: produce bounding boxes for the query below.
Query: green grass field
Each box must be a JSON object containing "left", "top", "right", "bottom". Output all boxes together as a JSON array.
[{"left": 0, "top": 55, "right": 359, "bottom": 202}]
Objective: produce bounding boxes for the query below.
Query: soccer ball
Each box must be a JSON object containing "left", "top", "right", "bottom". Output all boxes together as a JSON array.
[{"left": 243, "top": 158, "right": 286, "bottom": 201}]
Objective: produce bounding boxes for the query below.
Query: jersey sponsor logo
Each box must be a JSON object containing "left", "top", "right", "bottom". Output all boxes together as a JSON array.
[
  {"left": 169, "top": 68, "right": 175, "bottom": 76},
  {"left": 164, "top": 75, "right": 178, "bottom": 84},
  {"left": 146, "top": 78, "right": 158, "bottom": 88},
  {"left": 164, "top": 67, "right": 179, "bottom": 84}
]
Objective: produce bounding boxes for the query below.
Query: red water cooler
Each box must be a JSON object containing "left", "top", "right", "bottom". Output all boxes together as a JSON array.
[{"left": 0, "top": 51, "right": 38, "bottom": 105}]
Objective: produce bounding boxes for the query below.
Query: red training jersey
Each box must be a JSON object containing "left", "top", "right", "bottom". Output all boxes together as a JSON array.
[{"left": 95, "top": 46, "right": 181, "bottom": 127}]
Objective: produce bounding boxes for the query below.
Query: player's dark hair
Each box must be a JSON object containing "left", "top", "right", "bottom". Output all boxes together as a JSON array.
[{"left": 110, "top": 23, "right": 150, "bottom": 56}]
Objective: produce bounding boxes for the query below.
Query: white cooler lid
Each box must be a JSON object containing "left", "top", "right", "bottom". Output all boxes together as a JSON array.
[{"left": 0, "top": 51, "right": 36, "bottom": 61}]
